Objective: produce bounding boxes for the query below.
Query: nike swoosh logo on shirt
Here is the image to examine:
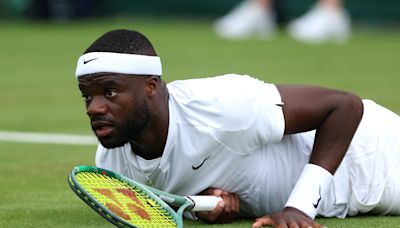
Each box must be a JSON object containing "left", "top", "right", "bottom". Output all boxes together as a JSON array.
[
  {"left": 83, "top": 58, "right": 98, "bottom": 64},
  {"left": 192, "top": 155, "right": 211, "bottom": 170}
]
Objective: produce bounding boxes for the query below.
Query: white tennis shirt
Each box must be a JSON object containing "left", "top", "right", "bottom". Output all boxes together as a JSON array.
[{"left": 96, "top": 74, "right": 400, "bottom": 218}]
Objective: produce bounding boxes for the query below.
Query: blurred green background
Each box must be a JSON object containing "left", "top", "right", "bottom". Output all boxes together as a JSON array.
[
  {"left": 1, "top": 0, "right": 400, "bottom": 23},
  {"left": 0, "top": 0, "right": 400, "bottom": 227}
]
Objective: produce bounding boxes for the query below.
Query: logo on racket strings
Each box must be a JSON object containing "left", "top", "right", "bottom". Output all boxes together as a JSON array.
[{"left": 94, "top": 188, "right": 151, "bottom": 221}]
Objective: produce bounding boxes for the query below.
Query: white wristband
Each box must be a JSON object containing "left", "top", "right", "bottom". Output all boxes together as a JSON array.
[{"left": 284, "top": 164, "right": 333, "bottom": 219}]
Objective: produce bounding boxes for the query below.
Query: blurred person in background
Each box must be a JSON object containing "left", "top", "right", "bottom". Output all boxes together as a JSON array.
[{"left": 214, "top": 0, "right": 350, "bottom": 43}]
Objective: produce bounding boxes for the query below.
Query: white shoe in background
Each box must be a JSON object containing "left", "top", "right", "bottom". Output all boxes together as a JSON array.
[
  {"left": 288, "top": 5, "right": 351, "bottom": 44},
  {"left": 213, "top": 1, "right": 275, "bottom": 40}
]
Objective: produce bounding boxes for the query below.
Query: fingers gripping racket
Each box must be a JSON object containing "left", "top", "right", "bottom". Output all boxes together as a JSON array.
[{"left": 68, "top": 166, "right": 222, "bottom": 227}]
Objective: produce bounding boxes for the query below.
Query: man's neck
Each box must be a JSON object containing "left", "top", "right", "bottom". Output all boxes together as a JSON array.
[
  {"left": 130, "top": 139, "right": 163, "bottom": 160},
  {"left": 131, "top": 85, "right": 170, "bottom": 160},
  {"left": 131, "top": 98, "right": 169, "bottom": 160}
]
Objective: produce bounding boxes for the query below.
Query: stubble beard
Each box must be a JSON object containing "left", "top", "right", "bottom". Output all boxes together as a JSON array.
[{"left": 99, "top": 99, "right": 150, "bottom": 149}]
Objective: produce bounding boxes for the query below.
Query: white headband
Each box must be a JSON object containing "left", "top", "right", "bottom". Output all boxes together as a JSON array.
[{"left": 75, "top": 52, "right": 162, "bottom": 78}]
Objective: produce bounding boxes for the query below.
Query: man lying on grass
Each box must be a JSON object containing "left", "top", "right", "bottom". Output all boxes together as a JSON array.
[{"left": 74, "top": 29, "right": 400, "bottom": 227}]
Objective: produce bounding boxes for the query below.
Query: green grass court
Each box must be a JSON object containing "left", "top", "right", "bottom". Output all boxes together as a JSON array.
[{"left": 0, "top": 18, "right": 400, "bottom": 227}]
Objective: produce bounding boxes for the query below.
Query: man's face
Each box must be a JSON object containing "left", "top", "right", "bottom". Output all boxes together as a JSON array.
[{"left": 78, "top": 74, "right": 150, "bottom": 148}]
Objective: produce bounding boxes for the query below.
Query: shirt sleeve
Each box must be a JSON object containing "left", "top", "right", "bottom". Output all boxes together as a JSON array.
[
  {"left": 210, "top": 74, "right": 286, "bottom": 155},
  {"left": 167, "top": 74, "right": 285, "bottom": 155}
]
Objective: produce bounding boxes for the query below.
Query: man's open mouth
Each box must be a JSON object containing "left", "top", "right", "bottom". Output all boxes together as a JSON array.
[{"left": 91, "top": 121, "right": 114, "bottom": 138}]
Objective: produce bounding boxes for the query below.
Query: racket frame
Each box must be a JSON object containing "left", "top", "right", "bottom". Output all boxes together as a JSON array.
[{"left": 68, "top": 165, "right": 193, "bottom": 228}]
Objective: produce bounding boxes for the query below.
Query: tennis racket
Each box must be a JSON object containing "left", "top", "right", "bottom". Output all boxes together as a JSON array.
[{"left": 68, "top": 165, "right": 222, "bottom": 228}]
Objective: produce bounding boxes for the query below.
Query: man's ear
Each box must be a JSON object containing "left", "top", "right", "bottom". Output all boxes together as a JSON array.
[{"left": 145, "top": 76, "right": 160, "bottom": 98}]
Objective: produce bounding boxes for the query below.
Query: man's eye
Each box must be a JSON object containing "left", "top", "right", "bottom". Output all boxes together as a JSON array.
[{"left": 106, "top": 90, "right": 117, "bottom": 98}]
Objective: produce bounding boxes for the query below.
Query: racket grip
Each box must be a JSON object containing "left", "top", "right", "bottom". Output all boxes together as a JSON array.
[{"left": 187, "top": 196, "right": 223, "bottom": 212}]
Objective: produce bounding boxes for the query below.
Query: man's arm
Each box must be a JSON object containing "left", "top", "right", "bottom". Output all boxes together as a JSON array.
[
  {"left": 253, "top": 85, "right": 363, "bottom": 228},
  {"left": 278, "top": 85, "right": 363, "bottom": 172}
]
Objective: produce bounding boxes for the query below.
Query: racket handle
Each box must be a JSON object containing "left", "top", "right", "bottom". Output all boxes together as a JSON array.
[{"left": 187, "top": 196, "right": 223, "bottom": 212}]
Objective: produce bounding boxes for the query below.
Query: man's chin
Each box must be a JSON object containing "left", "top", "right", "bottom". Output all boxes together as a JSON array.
[{"left": 98, "top": 137, "right": 128, "bottom": 149}]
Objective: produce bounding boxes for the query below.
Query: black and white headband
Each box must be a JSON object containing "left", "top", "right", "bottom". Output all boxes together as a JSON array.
[{"left": 75, "top": 52, "right": 162, "bottom": 78}]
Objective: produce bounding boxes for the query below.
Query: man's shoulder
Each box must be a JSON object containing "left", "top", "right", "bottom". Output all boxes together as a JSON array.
[
  {"left": 166, "top": 74, "right": 280, "bottom": 131},
  {"left": 167, "top": 73, "right": 265, "bottom": 87},
  {"left": 166, "top": 74, "right": 273, "bottom": 100}
]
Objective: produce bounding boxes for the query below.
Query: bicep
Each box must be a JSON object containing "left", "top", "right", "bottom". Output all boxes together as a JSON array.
[{"left": 276, "top": 85, "right": 359, "bottom": 134}]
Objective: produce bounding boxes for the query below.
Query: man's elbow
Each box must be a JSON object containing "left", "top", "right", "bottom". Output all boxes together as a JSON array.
[{"left": 342, "top": 92, "right": 364, "bottom": 124}]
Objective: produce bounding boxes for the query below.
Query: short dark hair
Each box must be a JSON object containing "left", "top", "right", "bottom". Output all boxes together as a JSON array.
[{"left": 84, "top": 29, "right": 157, "bottom": 56}]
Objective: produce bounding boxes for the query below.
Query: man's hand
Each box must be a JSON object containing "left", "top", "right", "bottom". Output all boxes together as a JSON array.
[
  {"left": 252, "top": 207, "right": 325, "bottom": 228},
  {"left": 195, "top": 188, "right": 240, "bottom": 224}
]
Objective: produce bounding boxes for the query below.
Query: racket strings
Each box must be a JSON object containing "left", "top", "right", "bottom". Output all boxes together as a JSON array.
[{"left": 76, "top": 172, "right": 177, "bottom": 228}]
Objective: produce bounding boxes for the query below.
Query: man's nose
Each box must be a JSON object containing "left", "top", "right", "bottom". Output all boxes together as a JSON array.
[{"left": 86, "top": 96, "right": 107, "bottom": 117}]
